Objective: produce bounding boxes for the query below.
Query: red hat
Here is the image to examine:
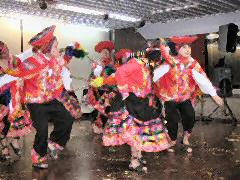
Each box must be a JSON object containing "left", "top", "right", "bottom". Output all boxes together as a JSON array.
[
  {"left": 95, "top": 41, "right": 114, "bottom": 53},
  {"left": 29, "top": 25, "right": 56, "bottom": 47},
  {"left": 170, "top": 36, "right": 198, "bottom": 45},
  {"left": 115, "top": 49, "right": 132, "bottom": 61}
]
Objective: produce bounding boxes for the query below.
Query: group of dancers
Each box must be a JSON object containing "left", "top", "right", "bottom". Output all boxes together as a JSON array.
[{"left": 0, "top": 25, "right": 223, "bottom": 172}]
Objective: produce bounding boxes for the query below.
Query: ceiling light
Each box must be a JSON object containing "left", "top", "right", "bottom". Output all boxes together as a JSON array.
[
  {"left": 14, "top": 0, "right": 30, "bottom": 2},
  {"left": 109, "top": 13, "right": 140, "bottom": 22},
  {"left": 237, "top": 31, "right": 240, "bottom": 36},
  {"left": 55, "top": 4, "right": 140, "bottom": 22},
  {"left": 152, "top": 3, "right": 198, "bottom": 15},
  {"left": 56, "top": 4, "right": 104, "bottom": 16}
]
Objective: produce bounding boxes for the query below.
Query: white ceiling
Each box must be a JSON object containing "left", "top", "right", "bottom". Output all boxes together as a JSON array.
[{"left": 0, "top": 0, "right": 239, "bottom": 30}]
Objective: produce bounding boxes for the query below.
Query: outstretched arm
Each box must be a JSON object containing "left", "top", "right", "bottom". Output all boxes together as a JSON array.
[{"left": 192, "top": 65, "right": 223, "bottom": 107}]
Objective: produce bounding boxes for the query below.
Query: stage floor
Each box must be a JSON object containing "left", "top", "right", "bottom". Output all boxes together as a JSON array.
[{"left": 1, "top": 120, "right": 240, "bottom": 180}]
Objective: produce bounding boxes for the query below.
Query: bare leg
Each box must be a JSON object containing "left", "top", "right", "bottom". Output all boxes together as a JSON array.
[
  {"left": 129, "top": 147, "right": 147, "bottom": 173},
  {"left": 183, "top": 131, "right": 192, "bottom": 153}
]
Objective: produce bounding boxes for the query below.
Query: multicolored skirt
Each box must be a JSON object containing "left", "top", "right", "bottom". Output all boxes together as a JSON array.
[
  {"left": 122, "top": 115, "right": 171, "bottom": 152},
  {"left": 0, "top": 108, "right": 32, "bottom": 138},
  {"left": 8, "top": 110, "right": 32, "bottom": 137},
  {"left": 59, "top": 90, "right": 82, "bottom": 119},
  {"left": 102, "top": 108, "right": 128, "bottom": 146}
]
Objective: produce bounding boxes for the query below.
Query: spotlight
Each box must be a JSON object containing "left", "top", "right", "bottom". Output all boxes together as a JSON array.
[
  {"left": 138, "top": 20, "right": 146, "bottom": 28},
  {"left": 103, "top": 14, "right": 109, "bottom": 21},
  {"left": 39, "top": 0, "right": 47, "bottom": 10}
]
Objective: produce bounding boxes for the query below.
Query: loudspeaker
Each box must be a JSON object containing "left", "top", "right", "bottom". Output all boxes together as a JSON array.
[
  {"left": 218, "top": 23, "right": 239, "bottom": 53},
  {"left": 213, "top": 67, "right": 233, "bottom": 97}
]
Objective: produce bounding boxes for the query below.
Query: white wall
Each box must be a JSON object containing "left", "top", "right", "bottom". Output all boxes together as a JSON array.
[
  {"left": 0, "top": 16, "right": 109, "bottom": 112},
  {"left": 138, "top": 11, "right": 240, "bottom": 38}
]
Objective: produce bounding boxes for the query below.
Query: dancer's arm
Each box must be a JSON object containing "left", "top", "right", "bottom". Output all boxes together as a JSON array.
[
  {"left": 160, "top": 44, "right": 178, "bottom": 66},
  {"left": 61, "top": 66, "right": 72, "bottom": 91},
  {"left": 5, "top": 56, "right": 48, "bottom": 78},
  {"left": 152, "top": 64, "right": 170, "bottom": 82},
  {"left": 192, "top": 68, "right": 223, "bottom": 106}
]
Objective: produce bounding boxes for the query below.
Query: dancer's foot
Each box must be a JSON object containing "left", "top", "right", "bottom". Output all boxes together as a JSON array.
[
  {"left": 167, "top": 140, "right": 176, "bottom": 152},
  {"left": 48, "top": 141, "right": 63, "bottom": 160},
  {"left": 129, "top": 158, "right": 147, "bottom": 173},
  {"left": 31, "top": 149, "right": 48, "bottom": 169},
  {"left": 1, "top": 146, "right": 11, "bottom": 161},
  {"left": 0, "top": 135, "right": 11, "bottom": 161},
  {"left": 32, "top": 162, "right": 48, "bottom": 169},
  {"left": 139, "top": 157, "right": 147, "bottom": 165},
  {"left": 182, "top": 132, "right": 192, "bottom": 153}
]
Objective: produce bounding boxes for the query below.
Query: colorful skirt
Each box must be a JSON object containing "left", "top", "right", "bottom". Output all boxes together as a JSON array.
[
  {"left": 8, "top": 110, "right": 32, "bottom": 137},
  {"left": 0, "top": 108, "right": 32, "bottom": 138},
  {"left": 102, "top": 108, "right": 128, "bottom": 146},
  {"left": 59, "top": 90, "right": 82, "bottom": 119},
  {"left": 122, "top": 115, "right": 171, "bottom": 152}
]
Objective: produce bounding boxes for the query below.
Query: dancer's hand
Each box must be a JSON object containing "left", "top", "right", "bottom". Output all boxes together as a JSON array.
[
  {"left": 212, "top": 95, "right": 224, "bottom": 107},
  {"left": 0, "top": 59, "right": 9, "bottom": 72}
]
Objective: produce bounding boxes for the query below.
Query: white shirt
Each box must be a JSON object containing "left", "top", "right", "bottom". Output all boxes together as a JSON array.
[
  {"left": 61, "top": 67, "right": 72, "bottom": 91},
  {"left": 16, "top": 48, "right": 33, "bottom": 62}
]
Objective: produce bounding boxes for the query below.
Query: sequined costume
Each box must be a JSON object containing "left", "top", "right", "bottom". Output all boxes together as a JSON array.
[
  {"left": 115, "top": 58, "right": 171, "bottom": 152},
  {"left": 153, "top": 36, "right": 218, "bottom": 143},
  {"left": 11, "top": 26, "right": 75, "bottom": 168}
]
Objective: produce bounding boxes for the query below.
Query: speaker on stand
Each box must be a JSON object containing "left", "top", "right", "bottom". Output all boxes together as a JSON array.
[{"left": 203, "top": 23, "right": 238, "bottom": 125}]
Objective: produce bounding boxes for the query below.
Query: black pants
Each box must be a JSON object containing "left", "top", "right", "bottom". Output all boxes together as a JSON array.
[
  {"left": 1, "top": 115, "right": 10, "bottom": 136},
  {"left": 164, "top": 99, "right": 195, "bottom": 141},
  {"left": 0, "top": 90, "right": 11, "bottom": 137},
  {"left": 27, "top": 99, "right": 74, "bottom": 157}
]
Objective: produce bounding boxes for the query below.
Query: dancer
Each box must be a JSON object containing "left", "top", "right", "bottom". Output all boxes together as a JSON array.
[
  {"left": 114, "top": 55, "right": 171, "bottom": 173},
  {"left": 153, "top": 36, "right": 223, "bottom": 152},
  {"left": 101, "top": 49, "right": 132, "bottom": 146},
  {"left": 0, "top": 42, "right": 32, "bottom": 161},
  {"left": 89, "top": 41, "right": 115, "bottom": 134},
  {"left": 0, "top": 26, "right": 76, "bottom": 168}
]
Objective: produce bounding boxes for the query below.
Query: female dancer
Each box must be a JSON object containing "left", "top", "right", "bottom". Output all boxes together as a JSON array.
[
  {"left": 153, "top": 36, "right": 223, "bottom": 152},
  {"left": 0, "top": 26, "right": 75, "bottom": 168},
  {"left": 114, "top": 53, "right": 171, "bottom": 172},
  {"left": 0, "top": 42, "right": 32, "bottom": 161}
]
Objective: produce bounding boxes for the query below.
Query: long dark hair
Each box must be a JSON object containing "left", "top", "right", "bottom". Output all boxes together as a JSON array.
[{"left": 166, "top": 41, "right": 178, "bottom": 56}]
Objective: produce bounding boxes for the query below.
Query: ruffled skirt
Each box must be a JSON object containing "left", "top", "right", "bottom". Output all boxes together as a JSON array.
[
  {"left": 102, "top": 108, "right": 128, "bottom": 146},
  {"left": 121, "top": 115, "right": 171, "bottom": 152},
  {"left": 0, "top": 107, "right": 32, "bottom": 138}
]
